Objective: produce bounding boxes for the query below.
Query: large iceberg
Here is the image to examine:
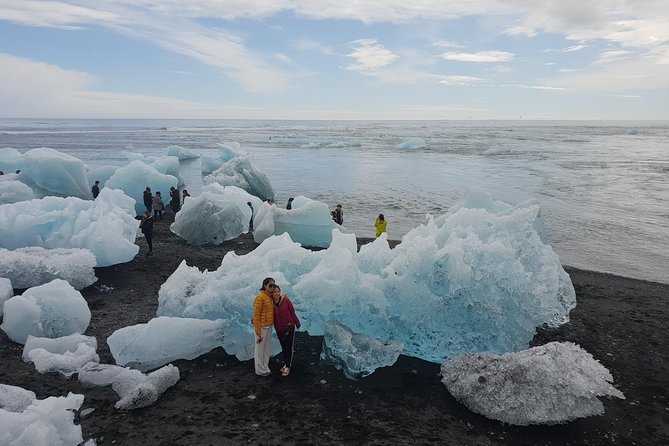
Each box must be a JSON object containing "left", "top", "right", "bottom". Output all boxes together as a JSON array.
[
  {"left": 105, "top": 160, "right": 178, "bottom": 216},
  {"left": 1, "top": 279, "right": 91, "bottom": 344},
  {"left": 86, "top": 165, "right": 118, "bottom": 190},
  {"left": 440, "top": 342, "right": 625, "bottom": 425},
  {"left": 253, "top": 196, "right": 343, "bottom": 248},
  {"left": 203, "top": 148, "right": 274, "bottom": 200},
  {"left": 0, "top": 173, "right": 36, "bottom": 204},
  {"left": 0, "top": 389, "right": 85, "bottom": 446},
  {"left": 320, "top": 320, "right": 404, "bottom": 379},
  {"left": 170, "top": 184, "right": 262, "bottom": 245},
  {"left": 0, "top": 187, "right": 139, "bottom": 267},
  {"left": 167, "top": 145, "right": 200, "bottom": 160},
  {"left": 157, "top": 189, "right": 575, "bottom": 364},
  {"left": 10, "top": 148, "right": 91, "bottom": 199},
  {"left": 0, "top": 247, "right": 97, "bottom": 290},
  {"left": 201, "top": 143, "right": 239, "bottom": 174},
  {"left": 107, "top": 316, "right": 231, "bottom": 371}
]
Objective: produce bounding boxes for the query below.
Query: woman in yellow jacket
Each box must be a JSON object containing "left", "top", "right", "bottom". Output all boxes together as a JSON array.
[
  {"left": 253, "top": 277, "right": 275, "bottom": 376},
  {"left": 375, "top": 214, "right": 387, "bottom": 237}
]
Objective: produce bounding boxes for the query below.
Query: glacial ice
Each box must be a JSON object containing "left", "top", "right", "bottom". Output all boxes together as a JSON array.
[
  {"left": 0, "top": 278, "right": 12, "bottom": 317},
  {"left": 0, "top": 173, "right": 36, "bottom": 204},
  {"left": 0, "top": 384, "right": 36, "bottom": 413},
  {"left": 0, "top": 187, "right": 140, "bottom": 267},
  {"left": 167, "top": 145, "right": 200, "bottom": 160},
  {"left": 158, "top": 189, "right": 575, "bottom": 368},
  {"left": 320, "top": 321, "right": 404, "bottom": 379},
  {"left": 396, "top": 137, "right": 426, "bottom": 150},
  {"left": 122, "top": 152, "right": 181, "bottom": 182},
  {"left": 12, "top": 147, "right": 91, "bottom": 199},
  {"left": 253, "top": 196, "right": 344, "bottom": 248},
  {"left": 203, "top": 150, "right": 274, "bottom": 200},
  {"left": 200, "top": 143, "right": 240, "bottom": 174},
  {"left": 86, "top": 165, "right": 117, "bottom": 190},
  {"left": 0, "top": 247, "right": 97, "bottom": 290},
  {"left": 23, "top": 334, "right": 99, "bottom": 377},
  {"left": 107, "top": 317, "right": 231, "bottom": 371},
  {"left": 0, "top": 389, "right": 84, "bottom": 446},
  {"left": 170, "top": 184, "right": 262, "bottom": 245},
  {"left": 440, "top": 341, "right": 625, "bottom": 425},
  {"left": 1, "top": 279, "right": 91, "bottom": 344},
  {"left": 106, "top": 160, "right": 178, "bottom": 216},
  {"left": 0, "top": 147, "right": 23, "bottom": 173}
]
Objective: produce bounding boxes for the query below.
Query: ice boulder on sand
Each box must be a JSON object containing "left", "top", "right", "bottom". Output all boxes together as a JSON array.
[
  {"left": 106, "top": 160, "right": 178, "bottom": 216},
  {"left": 78, "top": 362, "right": 180, "bottom": 410},
  {"left": 13, "top": 147, "right": 91, "bottom": 199},
  {"left": 0, "top": 247, "right": 97, "bottom": 290},
  {"left": 1, "top": 279, "right": 91, "bottom": 344},
  {"left": 107, "top": 316, "right": 231, "bottom": 371},
  {"left": 440, "top": 342, "right": 625, "bottom": 425},
  {"left": 170, "top": 184, "right": 263, "bottom": 245},
  {"left": 0, "top": 388, "right": 85, "bottom": 446},
  {"left": 23, "top": 334, "right": 99, "bottom": 377},
  {"left": 0, "top": 187, "right": 139, "bottom": 267},
  {"left": 0, "top": 278, "right": 12, "bottom": 317},
  {"left": 0, "top": 384, "right": 36, "bottom": 413},
  {"left": 253, "top": 196, "right": 342, "bottom": 248},
  {"left": 320, "top": 320, "right": 404, "bottom": 379}
]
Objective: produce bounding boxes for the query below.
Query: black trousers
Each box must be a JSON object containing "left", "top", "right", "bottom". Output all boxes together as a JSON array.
[
  {"left": 144, "top": 232, "right": 153, "bottom": 253},
  {"left": 278, "top": 330, "right": 295, "bottom": 368}
]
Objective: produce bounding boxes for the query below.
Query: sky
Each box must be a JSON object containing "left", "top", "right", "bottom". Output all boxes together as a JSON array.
[{"left": 1, "top": 1, "right": 668, "bottom": 120}]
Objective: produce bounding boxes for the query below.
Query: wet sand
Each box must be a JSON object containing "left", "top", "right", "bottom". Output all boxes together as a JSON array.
[{"left": 1, "top": 212, "right": 667, "bottom": 445}]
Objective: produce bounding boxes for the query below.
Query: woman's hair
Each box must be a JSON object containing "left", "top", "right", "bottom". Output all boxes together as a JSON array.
[
  {"left": 273, "top": 285, "right": 281, "bottom": 292},
  {"left": 378, "top": 214, "right": 385, "bottom": 220},
  {"left": 261, "top": 277, "right": 274, "bottom": 290}
]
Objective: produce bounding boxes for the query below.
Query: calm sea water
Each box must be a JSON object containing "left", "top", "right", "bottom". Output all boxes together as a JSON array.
[{"left": 1, "top": 119, "right": 667, "bottom": 284}]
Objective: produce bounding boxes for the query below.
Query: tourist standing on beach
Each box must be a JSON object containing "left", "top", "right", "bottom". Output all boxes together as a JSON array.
[
  {"left": 331, "top": 204, "right": 343, "bottom": 225},
  {"left": 253, "top": 277, "right": 275, "bottom": 376},
  {"left": 143, "top": 187, "right": 153, "bottom": 213},
  {"left": 169, "top": 187, "right": 180, "bottom": 213},
  {"left": 182, "top": 189, "right": 190, "bottom": 203},
  {"left": 247, "top": 202, "right": 254, "bottom": 232},
  {"left": 91, "top": 180, "right": 100, "bottom": 199},
  {"left": 139, "top": 211, "right": 154, "bottom": 255},
  {"left": 375, "top": 214, "right": 387, "bottom": 237},
  {"left": 152, "top": 191, "right": 164, "bottom": 221},
  {"left": 272, "top": 285, "right": 300, "bottom": 377}
]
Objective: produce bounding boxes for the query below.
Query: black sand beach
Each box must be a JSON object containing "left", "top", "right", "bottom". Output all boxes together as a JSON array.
[{"left": 1, "top": 213, "right": 667, "bottom": 445}]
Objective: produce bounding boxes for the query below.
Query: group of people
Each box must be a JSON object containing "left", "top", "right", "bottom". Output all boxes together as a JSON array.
[
  {"left": 253, "top": 277, "right": 301, "bottom": 377},
  {"left": 329, "top": 203, "right": 387, "bottom": 237}
]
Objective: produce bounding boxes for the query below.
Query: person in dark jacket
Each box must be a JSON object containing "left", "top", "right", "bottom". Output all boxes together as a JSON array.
[
  {"left": 143, "top": 187, "right": 153, "bottom": 213},
  {"left": 331, "top": 204, "right": 343, "bottom": 225},
  {"left": 139, "top": 211, "right": 154, "bottom": 255},
  {"left": 170, "top": 187, "right": 181, "bottom": 213},
  {"left": 272, "top": 285, "right": 301, "bottom": 377},
  {"left": 286, "top": 197, "right": 294, "bottom": 210},
  {"left": 91, "top": 180, "right": 100, "bottom": 199}
]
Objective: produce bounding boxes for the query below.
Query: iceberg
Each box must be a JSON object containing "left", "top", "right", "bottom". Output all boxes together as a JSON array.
[
  {"left": 201, "top": 143, "right": 240, "bottom": 174},
  {"left": 86, "top": 165, "right": 118, "bottom": 190},
  {"left": 0, "top": 147, "right": 23, "bottom": 173},
  {"left": 23, "top": 334, "right": 99, "bottom": 377},
  {"left": 253, "top": 196, "right": 343, "bottom": 248},
  {"left": 396, "top": 137, "right": 426, "bottom": 150},
  {"left": 0, "top": 187, "right": 140, "bottom": 267},
  {"left": 167, "top": 145, "right": 200, "bottom": 160},
  {"left": 0, "top": 247, "right": 97, "bottom": 290},
  {"left": 320, "top": 320, "right": 404, "bottom": 379},
  {"left": 0, "top": 390, "right": 85, "bottom": 446},
  {"left": 203, "top": 149, "right": 274, "bottom": 200},
  {"left": 105, "top": 160, "right": 178, "bottom": 216},
  {"left": 14, "top": 147, "right": 91, "bottom": 199},
  {"left": 440, "top": 342, "right": 625, "bottom": 425},
  {"left": 107, "top": 316, "right": 231, "bottom": 371},
  {"left": 170, "top": 184, "right": 262, "bottom": 245},
  {"left": 1, "top": 279, "right": 91, "bottom": 344},
  {"left": 0, "top": 278, "right": 12, "bottom": 317},
  {"left": 0, "top": 173, "right": 35, "bottom": 204},
  {"left": 157, "top": 188, "right": 575, "bottom": 364}
]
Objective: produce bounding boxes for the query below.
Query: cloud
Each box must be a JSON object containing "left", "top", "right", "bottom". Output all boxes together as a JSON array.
[
  {"left": 544, "top": 43, "right": 589, "bottom": 53},
  {"left": 346, "top": 39, "right": 399, "bottom": 72},
  {"left": 504, "top": 25, "right": 537, "bottom": 37},
  {"left": 441, "top": 51, "right": 514, "bottom": 63},
  {"left": 432, "top": 40, "right": 463, "bottom": 48},
  {"left": 292, "top": 38, "right": 334, "bottom": 55},
  {"left": 438, "top": 75, "right": 485, "bottom": 86}
]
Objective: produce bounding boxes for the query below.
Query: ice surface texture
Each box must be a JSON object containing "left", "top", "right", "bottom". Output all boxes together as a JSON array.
[
  {"left": 23, "top": 334, "right": 99, "bottom": 377},
  {"left": 0, "top": 278, "right": 12, "bottom": 317},
  {"left": 441, "top": 341, "right": 625, "bottom": 425},
  {"left": 253, "top": 195, "right": 344, "bottom": 248},
  {"left": 0, "top": 187, "right": 139, "bottom": 267},
  {"left": 320, "top": 320, "right": 404, "bottom": 379},
  {"left": 0, "top": 247, "right": 97, "bottom": 290},
  {"left": 0, "top": 384, "right": 36, "bottom": 413},
  {"left": 170, "top": 184, "right": 262, "bottom": 245},
  {"left": 0, "top": 389, "right": 84, "bottom": 446},
  {"left": 106, "top": 159, "right": 178, "bottom": 216},
  {"left": 107, "top": 317, "right": 230, "bottom": 371},
  {"left": 158, "top": 189, "right": 575, "bottom": 365},
  {"left": 202, "top": 144, "right": 274, "bottom": 200},
  {"left": 0, "top": 173, "right": 36, "bottom": 204},
  {"left": 167, "top": 145, "right": 200, "bottom": 160},
  {"left": 1, "top": 279, "right": 91, "bottom": 344}
]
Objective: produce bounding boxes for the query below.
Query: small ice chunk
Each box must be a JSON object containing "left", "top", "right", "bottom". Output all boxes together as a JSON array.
[
  {"left": 78, "top": 363, "right": 127, "bottom": 388},
  {"left": 440, "top": 341, "right": 625, "bottom": 425},
  {"left": 113, "top": 364, "right": 180, "bottom": 410},
  {"left": 320, "top": 320, "right": 404, "bottom": 380},
  {"left": 396, "top": 137, "right": 426, "bottom": 150},
  {"left": 167, "top": 145, "right": 200, "bottom": 160},
  {"left": 23, "top": 334, "right": 99, "bottom": 377},
  {"left": 1, "top": 279, "right": 91, "bottom": 344},
  {"left": 0, "top": 277, "right": 12, "bottom": 317}
]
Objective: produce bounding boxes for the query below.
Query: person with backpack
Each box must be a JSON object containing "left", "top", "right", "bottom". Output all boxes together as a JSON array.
[
  {"left": 143, "top": 187, "right": 153, "bottom": 213},
  {"left": 272, "top": 285, "right": 301, "bottom": 377},
  {"left": 331, "top": 204, "right": 343, "bottom": 225}
]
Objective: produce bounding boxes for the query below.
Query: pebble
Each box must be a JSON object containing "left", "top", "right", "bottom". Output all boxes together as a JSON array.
[
  {"left": 79, "top": 408, "right": 95, "bottom": 418},
  {"left": 320, "top": 379, "right": 327, "bottom": 384},
  {"left": 247, "top": 395, "right": 256, "bottom": 400}
]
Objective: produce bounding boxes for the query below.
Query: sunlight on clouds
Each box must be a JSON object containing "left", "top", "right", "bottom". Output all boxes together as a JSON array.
[
  {"left": 438, "top": 75, "right": 485, "bottom": 86},
  {"left": 441, "top": 51, "right": 514, "bottom": 63},
  {"left": 346, "top": 39, "right": 399, "bottom": 72}
]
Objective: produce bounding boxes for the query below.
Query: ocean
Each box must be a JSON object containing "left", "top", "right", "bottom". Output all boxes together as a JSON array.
[{"left": 1, "top": 118, "right": 667, "bottom": 284}]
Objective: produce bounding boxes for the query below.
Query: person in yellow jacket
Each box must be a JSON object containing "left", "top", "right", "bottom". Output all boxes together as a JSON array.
[
  {"left": 375, "top": 214, "right": 387, "bottom": 237},
  {"left": 253, "top": 277, "right": 275, "bottom": 376}
]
